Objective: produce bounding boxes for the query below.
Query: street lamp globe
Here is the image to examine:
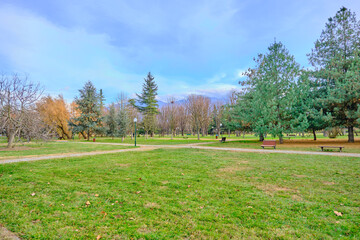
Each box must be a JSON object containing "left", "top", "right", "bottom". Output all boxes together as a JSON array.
[{"left": 134, "top": 118, "right": 137, "bottom": 123}]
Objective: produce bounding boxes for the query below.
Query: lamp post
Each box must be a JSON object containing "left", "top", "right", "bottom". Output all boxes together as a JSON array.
[
  {"left": 220, "top": 123, "right": 223, "bottom": 137},
  {"left": 134, "top": 118, "right": 137, "bottom": 146}
]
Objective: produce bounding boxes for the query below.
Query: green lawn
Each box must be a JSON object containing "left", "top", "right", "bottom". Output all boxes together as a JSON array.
[
  {"left": 79, "top": 137, "right": 217, "bottom": 145},
  {"left": 204, "top": 139, "right": 360, "bottom": 153},
  {"left": 0, "top": 142, "right": 133, "bottom": 158},
  {"left": 0, "top": 148, "right": 359, "bottom": 239}
]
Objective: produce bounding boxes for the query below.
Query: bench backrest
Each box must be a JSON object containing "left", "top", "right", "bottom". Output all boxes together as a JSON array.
[
  {"left": 263, "top": 140, "right": 276, "bottom": 145},
  {"left": 222, "top": 137, "right": 226, "bottom": 140}
]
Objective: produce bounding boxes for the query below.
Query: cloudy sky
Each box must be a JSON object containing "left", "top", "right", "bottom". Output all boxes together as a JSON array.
[{"left": 0, "top": 0, "right": 359, "bottom": 103}]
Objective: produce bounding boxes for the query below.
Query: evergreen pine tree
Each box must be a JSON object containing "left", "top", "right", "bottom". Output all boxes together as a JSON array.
[
  {"left": 308, "top": 7, "right": 360, "bottom": 142},
  {"left": 136, "top": 72, "right": 159, "bottom": 137},
  {"left": 292, "top": 71, "right": 332, "bottom": 140},
  {"left": 69, "top": 81, "right": 103, "bottom": 140},
  {"left": 106, "top": 103, "right": 118, "bottom": 139},
  {"left": 242, "top": 41, "right": 305, "bottom": 143}
]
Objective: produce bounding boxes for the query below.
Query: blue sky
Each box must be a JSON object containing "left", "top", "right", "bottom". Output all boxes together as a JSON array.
[{"left": 0, "top": 0, "right": 360, "bottom": 103}]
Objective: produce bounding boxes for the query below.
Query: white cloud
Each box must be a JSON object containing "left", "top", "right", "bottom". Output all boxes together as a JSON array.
[{"left": 0, "top": 4, "right": 141, "bottom": 101}]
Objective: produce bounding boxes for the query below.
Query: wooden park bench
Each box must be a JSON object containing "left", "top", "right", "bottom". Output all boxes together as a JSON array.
[
  {"left": 284, "top": 134, "right": 296, "bottom": 140},
  {"left": 261, "top": 140, "right": 276, "bottom": 149},
  {"left": 220, "top": 137, "right": 226, "bottom": 143},
  {"left": 319, "top": 146, "right": 344, "bottom": 152}
]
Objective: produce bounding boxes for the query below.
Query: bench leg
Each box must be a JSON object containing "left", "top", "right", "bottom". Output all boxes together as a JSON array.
[
  {"left": 321, "top": 147, "right": 323, "bottom": 151},
  {"left": 262, "top": 146, "right": 264, "bottom": 149}
]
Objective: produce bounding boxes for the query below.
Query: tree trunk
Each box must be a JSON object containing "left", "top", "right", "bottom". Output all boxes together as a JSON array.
[
  {"left": 7, "top": 131, "right": 15, "bottom": 148},
  {"left": 171, "top": 130, "right": 174, "bottom": 140},
  {"left": 312, "top": 128, "right": 317, "bottom": 141},
  {"left": 228, "top": 129, "right": 230, "bottom": 137},
  {"left": 259, "top": 133, "right": 264, "bottom": 141},
  {"left": 243, "top": 131, "right": 245, "bottom": 138},
  {"left": 121, "top": 136, "right": 124, "bottom": 142},
  {"left": 181, "top": 129, "right": 184, "bottom": 136},
  {"left": 197, "top": 128, "right": 200, "bottom": 140},
  {"left": 348, "top": 126, "right": 355, "bottom": 143},
  {"left": 87, "top": 130, "right": 90, "bottom": 141},
  {"left": 279, "top": 135, "right": 283, "bottom": 144}
]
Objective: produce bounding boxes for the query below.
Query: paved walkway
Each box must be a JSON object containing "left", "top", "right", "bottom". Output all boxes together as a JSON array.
[{"left": 1, "top": 142, "right": 360, "bottom": 165}]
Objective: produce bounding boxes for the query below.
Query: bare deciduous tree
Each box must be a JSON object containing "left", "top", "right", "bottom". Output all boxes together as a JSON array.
[
  {"left": 212, "top": 101, "right": 224, "bottom": 136},
  {"left": 186, "top": 95, "right": 211, "bottom": 140},
  {"left": 177, "top": 104, "right": 188, "bottom": 136},
  {"left": 0, "top": 74, "right": 43, "bottom": 148},
  {"left": 167, "top": 97, "right": 177, "bottom": 140}
]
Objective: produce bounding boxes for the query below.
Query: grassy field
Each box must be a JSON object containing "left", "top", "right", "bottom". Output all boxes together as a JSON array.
[
  {"left": 205, "top": 138, "right": 360, "bottom": 153},
  {"left": 0, "top": 141, "right": 133, "bottom": 159},
  {"left": 78, "top": 137, "right": 217, "bottom": 145},
  {"left": 0, "top": 148, "right": 359, "bottom": 239}
]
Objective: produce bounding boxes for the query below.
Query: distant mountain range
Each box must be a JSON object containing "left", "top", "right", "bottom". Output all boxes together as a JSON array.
[{"left": 156, "top": 97, "right": 226, "bottom": 108}]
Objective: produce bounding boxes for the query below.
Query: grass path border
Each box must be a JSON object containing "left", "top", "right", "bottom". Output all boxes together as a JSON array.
[{"left": 0, "top": 225, "right": 20, "bottom": 240}]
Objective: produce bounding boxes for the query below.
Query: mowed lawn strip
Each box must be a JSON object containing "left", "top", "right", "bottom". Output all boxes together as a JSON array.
[
  {"left": 205, "top": 138, "right": 360, "bottom": 153},
  {"left": 78, "top": 137, "right": 217, "bottom": 145},
  {"left": 0, "top": 149, "right": 359, "bottom": 239},
  {"left": 0, "top": 142, "right": 134, "bottom": 158}
]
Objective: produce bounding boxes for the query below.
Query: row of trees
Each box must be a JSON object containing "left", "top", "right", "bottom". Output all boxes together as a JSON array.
[
  {"left": 228, "top": 7, "right": 360, "bottom": 143},
  {"left": 65, "top": 73, "right": 226, "bottom": 141}
]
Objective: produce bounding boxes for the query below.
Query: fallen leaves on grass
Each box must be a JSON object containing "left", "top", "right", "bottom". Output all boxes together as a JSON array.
[
  {"left": 86, "top": 201, "right": 91, "bottom": 206},
  {"left": 334, "top": 211, "right": 343, "bottom": 216},
  {"left": 100, "top": 211, "right": 107, "bottom": 219},
  {"left": 31, "top": 192, "right": 36, "bottom": 196},
  {"left": 96, "top": 235, "right": 101, "bottom": 240},
  {"left": 32, "top": 219, "right": 41, "bottom": 224},
  {"left": 95, "top": 194, "right": 99, "bottom": 197}
]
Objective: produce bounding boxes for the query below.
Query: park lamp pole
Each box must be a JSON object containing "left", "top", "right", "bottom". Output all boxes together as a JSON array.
[
  {"left": 220, "top": 123, "right": 223, "bottom": 137},
  {"left": 134, "top": 118, "right": 137, "bottom": 147}
]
